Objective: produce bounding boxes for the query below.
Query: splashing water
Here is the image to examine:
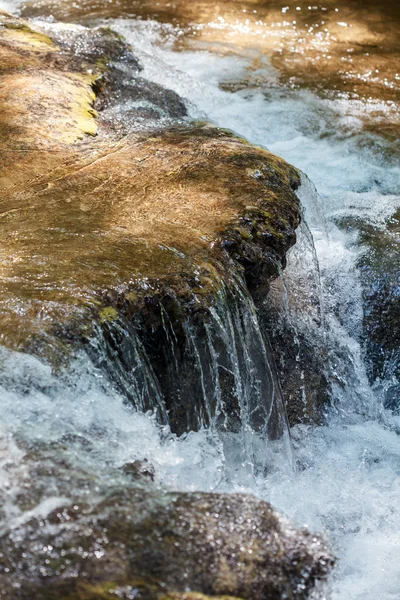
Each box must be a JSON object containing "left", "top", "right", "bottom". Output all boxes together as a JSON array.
[
  {"left": 0, "top": 8, "right": 399, "bottom": 600},
  {"left": 101, "top": 19, "right": 400, "bottom": 600}
]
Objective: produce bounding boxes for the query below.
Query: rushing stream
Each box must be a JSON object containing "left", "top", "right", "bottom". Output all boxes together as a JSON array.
[{"left": 1, "top": 2, "right": 400, "bottom": 599}]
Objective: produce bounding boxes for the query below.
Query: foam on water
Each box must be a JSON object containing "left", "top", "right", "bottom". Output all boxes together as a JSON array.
[{"left": 1, "top": 9, "right": 400, "bottom": 600}]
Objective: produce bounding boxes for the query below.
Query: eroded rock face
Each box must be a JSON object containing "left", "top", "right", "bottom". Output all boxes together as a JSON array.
[
  {"left": 0, "top": 10, "right": 338, "bottom": 437},
  {"left": 0, "top": 14, "right": 306, "bottom": 439},
  {"left": 1, "top": 487, "right": 333, "bottom": 600}
]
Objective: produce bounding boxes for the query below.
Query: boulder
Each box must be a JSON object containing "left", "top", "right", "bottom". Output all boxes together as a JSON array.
[
  {"left": 0, "top": 486, "right": 333, "bottom": 599},
  {"left": 0, "top": 14, "right": 304, "bottom": 435}
]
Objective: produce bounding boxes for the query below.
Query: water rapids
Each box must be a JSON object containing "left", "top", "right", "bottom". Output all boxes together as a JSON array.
[{"left": 0, "top": 3, "right": 399, "bottom": 599}]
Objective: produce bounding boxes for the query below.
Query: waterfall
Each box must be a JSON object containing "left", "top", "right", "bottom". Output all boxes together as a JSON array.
[{"left": 87, "top": 278, "right": 293, "bottom": 475}]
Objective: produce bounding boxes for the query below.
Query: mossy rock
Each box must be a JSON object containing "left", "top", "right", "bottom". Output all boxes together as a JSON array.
[
  {"left": 0, "top": 15, "right": 301, "bottom": 359},
  {"left": 0, "top": 14, "right": 313, "bottom": 435}
]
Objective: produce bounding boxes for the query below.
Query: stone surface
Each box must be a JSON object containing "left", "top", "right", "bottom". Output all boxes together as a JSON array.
[
  {"left": 19, "top": 0, "right": 400, "bottom": 141},
  {"left": 0, "top": 14, "right": 310, "bottom": 436},
  {"left": 0, "top": 14, "right": 300, "bottom": 357},
  {"left": 0, "top": 487, "right": 334, "bottom": 599}
]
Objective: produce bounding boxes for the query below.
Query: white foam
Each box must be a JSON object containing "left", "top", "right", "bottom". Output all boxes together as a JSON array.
[{"left": 0, "top": 0, "right": 21, "bottom": 13}]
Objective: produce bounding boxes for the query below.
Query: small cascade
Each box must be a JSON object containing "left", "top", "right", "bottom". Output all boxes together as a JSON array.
[
  {"left": 88, "top": 278, "right": 293, "bottom": 475},
  {"left": 262, "top": 172, "right": 379, "bottom": 426},
  {"left": 88, "top": 319, "right": 169, "bottom": 425},
  {"left": 0, "top": 270, "right": 295, "bottom": 537},
  {"left": 0, "top": 4, "right": 399, "bottom": 598}
]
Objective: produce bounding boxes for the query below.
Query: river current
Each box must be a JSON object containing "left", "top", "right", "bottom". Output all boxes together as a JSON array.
[{"left": 1, "top": 3, "right": 400, "bottom": 599}]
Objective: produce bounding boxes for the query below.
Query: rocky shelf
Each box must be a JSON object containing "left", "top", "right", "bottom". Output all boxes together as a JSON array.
[{"left": 0, "top": 13, "right": 334, "bottom": 600}]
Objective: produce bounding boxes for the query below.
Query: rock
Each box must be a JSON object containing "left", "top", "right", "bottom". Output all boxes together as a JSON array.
[
  {"left": 333, "top": 212, "right": 399, "bottom": 408},
  {"left": 0, "top": 14, "right": 300, "bottom": 351},
  {"left": 357, "top": 213, "right": 400, "bottom": 404},
  {"left": 160, "top": 595, "right": 241, "bottom": 600},
  {"left": 121, "top": 458, "right": 155, "bottom": 481},
  {"left": 32, "top": 19, "right": 187, "bottom": 126},
  {"left": 262, "top": 308, "right": 330, "bottom": 427},
  {"left": 0, "top": 15, "right": 334, "bottom": 598},
  {"left": 258, "top": 219, "right": 330, "bottom": 427},
  {"left": 20, "top": 0, "right": 400, "bottom": 137},
  {"left": 0, "top": 14, "right": 304, "bottom": 434},
  {"left": 0, "top": 487, "right": 334, "bottom": 599}
]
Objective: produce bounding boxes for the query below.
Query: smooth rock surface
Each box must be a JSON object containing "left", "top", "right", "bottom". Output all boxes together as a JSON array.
[{"left": 0, "top": 13, "right": 301, "bottom": 355}]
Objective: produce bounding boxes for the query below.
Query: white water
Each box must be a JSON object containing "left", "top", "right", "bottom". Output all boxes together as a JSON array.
[
  {"left": 111, "top": 21, "right": 400, "bottom": 599},
  {"left": 1, "top": 9, "right": 400, "bottom": 600}
]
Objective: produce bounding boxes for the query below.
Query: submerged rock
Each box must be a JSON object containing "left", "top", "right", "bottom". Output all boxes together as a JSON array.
[{"left": 0, "top": 487, "right": 333, "bottom": 599}]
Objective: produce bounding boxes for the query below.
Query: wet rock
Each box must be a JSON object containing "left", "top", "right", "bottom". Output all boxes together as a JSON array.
[
  {"left": 358, "top": 214, "right": 399, "bottom": 400},
  {"left": 121, "top": 458, "right": 155, "bottom": 481},
  {"left": 334, "top": 212, "right": 399, "bottom": 408},
  {"left": 0, "top": 15, "right": 334, "bottom": 598},
  {"left": 0, "top": 14, "right": 303, "bottom": 436},
  {"left": 35, "top": 19, "right": 187, "bottom": 126},
  {"left": 262, "top": 308, "right": 330, "bottom": 427},
  {"left": 160, "top": 595, "right": 241, "bottom": 600},
  {"left": 19, "top": 0, "right": 400, "bottom": 144},
  {"left": 258, "top": 219, "right": 331, "bottom": 427},
  {"left": 0, "top": 15, "right": 300, "bottom": 350},
  {"left": 0, "top": 489, "right": 334, "bottom": 599}
]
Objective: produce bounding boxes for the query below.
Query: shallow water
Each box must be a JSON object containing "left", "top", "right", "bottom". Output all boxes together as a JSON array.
[{"left": 1, "top": 3, "right": 400, "bottom": 599}]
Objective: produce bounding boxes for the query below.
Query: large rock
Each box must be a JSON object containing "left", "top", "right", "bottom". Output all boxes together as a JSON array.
[
  {"left": 0, "top": 486, "right": 333, "bottom": 599},
  {"left": 0, "top": 13, "right": 305, "bottom": 435},
  {"left": 0, "top": 13, "right": 300, "bottom": 351}
]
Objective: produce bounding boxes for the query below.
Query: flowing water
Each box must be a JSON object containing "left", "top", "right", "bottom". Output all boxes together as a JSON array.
[{"left": 1, "top": 2, "right": 400, "bottom": 599}]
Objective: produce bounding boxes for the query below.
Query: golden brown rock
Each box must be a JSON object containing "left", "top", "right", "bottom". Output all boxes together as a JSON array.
[
  {"left": 0, "top": 15, "right": 300, "bottom": 354},
  {"left": 20, "top": 0, "right": 400, "bottom": 107}
]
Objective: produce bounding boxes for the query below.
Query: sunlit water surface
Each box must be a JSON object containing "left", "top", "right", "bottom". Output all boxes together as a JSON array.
[{"left": 1, "top": 6, "right": 400, "bottom": 599}]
